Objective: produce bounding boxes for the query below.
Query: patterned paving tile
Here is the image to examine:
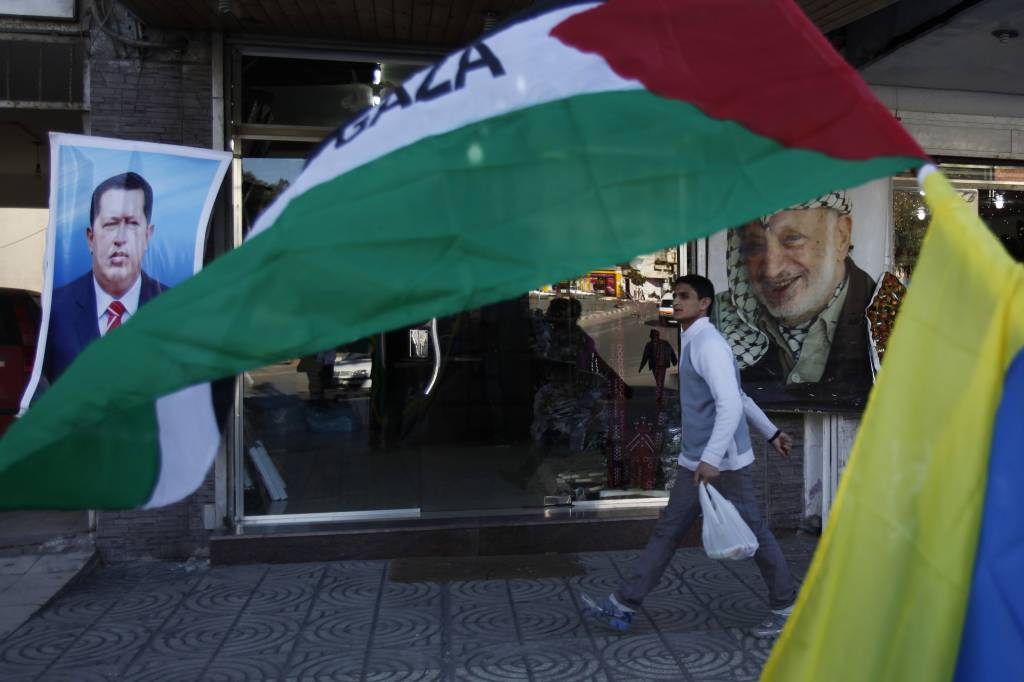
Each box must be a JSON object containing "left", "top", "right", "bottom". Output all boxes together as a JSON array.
[
  {"left": 1, "top": 544, "right": 816, "bottom": 682},
  {"left": 50, "top": 620, "right": 151, "bottom": 669},
  {"left": 219, "top": 612, "right": 304, "bottom": 656},
  {"left": 285, "top": 647, "right": 364, "bottom": 681},
  {"left": 638, "top": 594, "right": 716, "bottom": 633},
  {"left": 118, "top": 653, "right": 212, "bottom": 682},
  {"left": 662, "top": 630, "right": 751, "bottom": 680},
  {"left": 101, "top": 586, "right": 192, "bottom": 626},
  {"left": 379, "top": 580, "right": 443, "bottom": 609},
  {"left": 0, "top": 621, "right": 84, "bottom": 672},
  {"left": 522, "top": 641, "right": 608, "bottom": 682},
  {"left": 702, "top": 591, "right": 771, "bottom": 629},
  {"left": 447, "top": 578, "right": 509, "bottom": 604},
  {"left": 36, "top": 666, "right": 121, "bottom": 682},
  {"left": 565, "top": 569, "right": 621, "bottom": 597},
  {"left": 32, "top": 591, "right": 117, "bottom": 627},
  {"left": 181, "top": 579, "right": 266, "bottom": 615},
  {"left": 506, "top": 577, "right": 570, "bottom": 603},
  {"left": 146, "top": 613, "right": 236, "bottom": 657},
  {"left": 449, "top": 602, "right": 518, "bottom": 643},
  {"left": 371, "top": 607, "right": 443, "bottom": 649},
  {"left": 318, "top": 574, "right": 387, "bottom": 610},
  {"left": 295, "top": 607, "right": 376, "bottom": 650},
  {"left": 362, "top": 646, "right": 444, "bottom": 680},
  {"left": 514, "top": 599, "right": 587, "bottom": 640},
  {"left": 244, "top": 579, "right": 319, "bottom": 615},
  {"left": 201, "top": 654, "right": 291, "bottom": 682},
  {"left": 596, "top": 634, "right": 690, "bottom": 680},
  {"left": 450, "top": 641, "right": 531, "bottom": 681},
  {"left": 680, "top": 562, "right": 758, "bottom": 595},
  {"left": 365, "top": 667, "right": 444, "bottom": 681}
]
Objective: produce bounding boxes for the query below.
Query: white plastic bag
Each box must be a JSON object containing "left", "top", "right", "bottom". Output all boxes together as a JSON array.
[{"left": 699, "top": 483, "right": 759, "bottom": 560}]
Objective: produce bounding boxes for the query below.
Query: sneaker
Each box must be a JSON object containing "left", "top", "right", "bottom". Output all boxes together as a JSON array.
[
  {"left": 580, "top": 592, "right": 634, "bottom": 632},
  {"left": 750, "top": 606, "right": 793, "bottom": 638}
]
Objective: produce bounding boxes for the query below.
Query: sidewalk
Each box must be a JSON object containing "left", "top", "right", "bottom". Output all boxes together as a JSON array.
[
  {"left": 0, "top": 511, "right": 96, "bottom": 644},
  {"left": 0, "top": 535, "right": 816, "bottom": 681}
]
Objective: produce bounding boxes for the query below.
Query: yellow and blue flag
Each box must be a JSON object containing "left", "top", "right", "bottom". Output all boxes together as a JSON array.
[{"left": 761, "top": 165, "right": 1024, "bottom": 681}]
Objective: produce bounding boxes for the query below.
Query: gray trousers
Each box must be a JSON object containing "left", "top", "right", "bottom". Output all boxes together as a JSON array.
[{"left": 617, "top": 464, "right": 797, "bottom": 611}]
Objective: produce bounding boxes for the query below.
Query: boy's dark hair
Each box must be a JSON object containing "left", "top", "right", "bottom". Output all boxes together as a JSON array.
[
  {"left": 90, "top": 172, "right": 154, "bottom": 225},
  {"left": 673, "top": 274, "right": 715, "bottom": 317}
]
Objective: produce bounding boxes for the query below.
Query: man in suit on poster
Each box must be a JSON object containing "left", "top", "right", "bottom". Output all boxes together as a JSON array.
[{"left": 44, "top": 172, "right": 167, "bottom": 383}]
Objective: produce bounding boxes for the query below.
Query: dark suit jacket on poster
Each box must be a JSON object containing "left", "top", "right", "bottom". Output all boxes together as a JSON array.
[{"left": 43, "top": 271, "right": 167, "bottom": 383}]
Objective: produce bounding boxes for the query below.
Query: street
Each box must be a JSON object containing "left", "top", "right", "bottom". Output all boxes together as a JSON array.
[{"left": 581, "top": 302, "right": 677, "bottom": 393}]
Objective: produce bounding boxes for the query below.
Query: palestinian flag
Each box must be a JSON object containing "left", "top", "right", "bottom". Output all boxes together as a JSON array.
[{"left": 0, "top": 0, "right": 926, "bottom": 509}]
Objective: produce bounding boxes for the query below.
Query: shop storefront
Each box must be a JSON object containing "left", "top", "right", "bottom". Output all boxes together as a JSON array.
[
  {"left": 7, "top": 1, "right": 1020, "bottom": 562},
  {"left": 225, "top": 45, "right": 682, "bottom": 531},
  {"left": 219, "top": 45, "right": 1024, "bottom": 547}
]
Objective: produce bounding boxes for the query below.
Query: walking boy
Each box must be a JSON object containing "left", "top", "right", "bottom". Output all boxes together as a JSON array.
[{"left": 582, "top": 275, "right": 797, "bottom": 638}]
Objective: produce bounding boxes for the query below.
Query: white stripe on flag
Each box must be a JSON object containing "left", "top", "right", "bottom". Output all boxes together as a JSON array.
[
  {"left": 249, "top": 1, "right": 640, "bottom": 239},
  {"left": 146, "top": 383, "right": 221, "bottom": 509}
]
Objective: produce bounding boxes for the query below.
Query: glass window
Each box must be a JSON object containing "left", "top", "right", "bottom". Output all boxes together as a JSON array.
[
  {"left": 240, "top": 140, "right": 314, "bottom": 238},
  {"left": 893, "top": 162, "right": 1024, "bottom": 283},
  {"left": 231, "top": 50, "right": 686, "bottom": 519},
  {"left": 238, "top": 55, "right": 422, "bottom": 128},
  {"left": 239, "top": 253, "right": 682, "bottom": 518}
]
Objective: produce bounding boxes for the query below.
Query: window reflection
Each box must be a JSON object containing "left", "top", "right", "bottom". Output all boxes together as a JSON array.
[
  {"left": 894, "top": 162, "right": 1023, "bottom": 285},
  {"left": 232, "top": 52, "right": 692, "bottom": 517},
  {"left": 241, "top": 255, "right": 685, "bottom": 516}
]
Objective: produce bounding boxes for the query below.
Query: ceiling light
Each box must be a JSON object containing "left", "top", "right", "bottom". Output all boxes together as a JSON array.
[
  {"left": 995, "top": 193, "right": 1005, "bottom": 210},
  {"left": 916, "top": 206, "right": 926, "bottom": 221},
  {"left": 372, "top": 65, "right": 382, "bottom": 85}
]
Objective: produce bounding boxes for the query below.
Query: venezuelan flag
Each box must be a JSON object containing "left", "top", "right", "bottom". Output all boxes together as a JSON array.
[{"left": 761, "top": 166, "right": 1024, "bottom": 681}]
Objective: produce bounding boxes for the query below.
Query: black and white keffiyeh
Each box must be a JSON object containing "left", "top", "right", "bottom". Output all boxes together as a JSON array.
[{"left": 718, "top": 190, "right": 851, "bottom": 368}]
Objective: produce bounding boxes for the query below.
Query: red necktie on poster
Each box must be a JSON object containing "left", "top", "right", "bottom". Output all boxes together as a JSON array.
[{"left": 106, "top": 301, "right": 127, "bottom": 333}]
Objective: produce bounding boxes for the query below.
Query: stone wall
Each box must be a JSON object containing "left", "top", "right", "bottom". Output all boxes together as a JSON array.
[
  {"left": 88, "top": 6, "right": 217, "bottom": 562},
  {"left": 750, "top": 413, "right": 806, "bottom": 531}
]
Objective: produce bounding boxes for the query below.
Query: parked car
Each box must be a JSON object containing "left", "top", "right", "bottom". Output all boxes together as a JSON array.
[
  {"left": 0, "top": 288, "right": 41, "bottom": 436},
  {"left": 332, "top": 351, "right": 372, "bottom": 390},
  {"left": 658, "top": 294, "right": 677, "bottom": 325}
]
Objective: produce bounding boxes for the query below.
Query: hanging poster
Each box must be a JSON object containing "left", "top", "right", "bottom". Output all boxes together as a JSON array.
[
  {"left": 20, "top": 133, "right": 230, "bottom": 408},
  {"left": 714, "top": 180, "right": 896, "bottom": 409}
]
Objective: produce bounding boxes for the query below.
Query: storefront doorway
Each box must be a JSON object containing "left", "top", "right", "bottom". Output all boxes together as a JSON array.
[{"left": 227, "top": 46, "right": 688, "bottom": 525}]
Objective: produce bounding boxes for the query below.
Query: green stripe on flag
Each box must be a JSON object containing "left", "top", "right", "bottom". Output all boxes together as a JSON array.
[
  {"left": 1, "top": 401, "right": 159, "bottom": 509},
  {"left": 1, "top": 89, "right": 921, "bottom": 509}
]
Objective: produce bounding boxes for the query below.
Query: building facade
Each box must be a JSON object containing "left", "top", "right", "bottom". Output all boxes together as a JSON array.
[{"left": 1, "top": 0, "right": 1021, "bottom": 561}]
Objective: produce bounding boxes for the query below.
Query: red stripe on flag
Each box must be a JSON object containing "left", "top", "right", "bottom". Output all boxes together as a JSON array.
[{"left": 551, "top": 0, "right": 926, "bottom": 163}]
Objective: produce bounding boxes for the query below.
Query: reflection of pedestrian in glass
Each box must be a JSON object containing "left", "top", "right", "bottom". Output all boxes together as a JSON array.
[
  {"left": 530, "top": 297, "right": 629, "bottom": 451},
  {"left": 638, "top": 329, "right": 677, "bottom": 402},
  {"left": 298, "top": 349, "right": 335, "bottom": 400}
]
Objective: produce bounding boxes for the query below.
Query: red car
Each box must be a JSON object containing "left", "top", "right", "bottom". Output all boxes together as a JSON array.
[{"left": 0, "top": 288, "right": 41, "bottom": 436}]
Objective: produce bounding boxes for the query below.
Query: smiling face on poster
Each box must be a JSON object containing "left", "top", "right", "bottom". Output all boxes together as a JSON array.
[
  {"left": 715, "top": 183, "right": 889, "bottom": 409},
  {"left": 21, "top": 134, "right": 230, "bottom": 406}
]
